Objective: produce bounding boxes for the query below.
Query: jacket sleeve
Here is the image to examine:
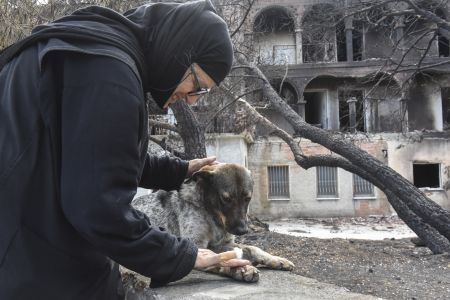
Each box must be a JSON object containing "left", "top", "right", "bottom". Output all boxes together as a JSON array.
[
  {"left": 139, "top": 154, "right": 188, "bottom": 190},
  {"left": 58, "top": 54, "right": 197, "bottom": 285}
]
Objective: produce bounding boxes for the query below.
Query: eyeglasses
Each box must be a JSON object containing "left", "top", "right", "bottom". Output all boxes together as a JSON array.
[{"left": 187, "top": 64, "right": 211, "bottom": 97}]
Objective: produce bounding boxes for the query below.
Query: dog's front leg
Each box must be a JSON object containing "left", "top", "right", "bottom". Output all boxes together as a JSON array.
[{"left": 239, "top": 244, "right": 295, "bottom": 271}]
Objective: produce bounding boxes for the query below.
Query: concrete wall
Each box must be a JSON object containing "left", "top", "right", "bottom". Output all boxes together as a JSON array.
[
  {"left": 205, "top": 134, "right": 248, "bottom": 166},
  {"left": 255, "top": 33, "right": 296, "bottom": 65},
  {"left": 370, "top": 84, "right": 402, "bottom": 132},
  {"left": 364, "top": 29, "right": 392, "bottom": 59},
  {"left": 246, "top": 134, "right": 450, "bottom": 219},
  {"left": 246, "top": 136, "right": 391, "bottom": 219},
  {"left": 257, "top": 109, "right": 295, "bottom": 136},
  {"left": 386, "top": 135, "right": 450, "bottom": 210}
]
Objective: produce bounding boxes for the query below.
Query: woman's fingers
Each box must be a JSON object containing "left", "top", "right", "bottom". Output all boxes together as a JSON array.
[
  {"left": 194, "top": 249, "right": 221, "bottom": 269},
  {"left": 194, "top": 248, "right": 251, "bottom": 269},
  {"left": 219, "top": 258, "right": 251, "bottom": 267}
]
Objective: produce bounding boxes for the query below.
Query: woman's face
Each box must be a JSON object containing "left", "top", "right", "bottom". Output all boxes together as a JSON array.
[{"left": 163, "top": 63, "right": 216, "bottom": 108}]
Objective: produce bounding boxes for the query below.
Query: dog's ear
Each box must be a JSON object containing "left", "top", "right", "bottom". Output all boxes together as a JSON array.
[{"left": 192, "top": 170, "right": 214, "bottom": 182}]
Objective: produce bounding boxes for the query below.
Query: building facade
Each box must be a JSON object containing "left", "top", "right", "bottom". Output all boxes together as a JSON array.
[
  {"left": 150, "top": 0, "right": 450, "bottom": 219},
  {"left": 235, "top": 0, "right": 450, "bottom": 218}
]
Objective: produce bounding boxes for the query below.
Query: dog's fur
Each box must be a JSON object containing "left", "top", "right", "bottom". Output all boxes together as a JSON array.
[{"left": 132, "top": 163, "right": 294, "bottom": 282}]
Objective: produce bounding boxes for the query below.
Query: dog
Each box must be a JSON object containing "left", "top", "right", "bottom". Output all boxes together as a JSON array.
[{"left": 131, "top": 163, "right": 294, "bottom": 283}]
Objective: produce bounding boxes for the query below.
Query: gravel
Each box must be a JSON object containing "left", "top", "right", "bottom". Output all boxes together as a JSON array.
[{"left": 236, "top": 225, "right": 450, "bottom": 300}]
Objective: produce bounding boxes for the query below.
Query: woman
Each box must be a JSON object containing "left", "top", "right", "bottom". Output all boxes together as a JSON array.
[{"left": 0, "top": 1, "right": 248, "bottom": 299}]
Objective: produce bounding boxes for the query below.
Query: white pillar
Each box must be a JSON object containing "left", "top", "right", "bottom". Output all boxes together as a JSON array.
[{"left": 295, "top": 28, "right": 303, "bottom": 64}]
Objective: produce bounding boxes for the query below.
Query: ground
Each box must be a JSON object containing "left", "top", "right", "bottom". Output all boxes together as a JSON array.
[
  {"left": 237, "top": 217, "right": 450, "bottom": 300},
  {"left": 122, "top": 216, "right": 450, "bottom": 299}
]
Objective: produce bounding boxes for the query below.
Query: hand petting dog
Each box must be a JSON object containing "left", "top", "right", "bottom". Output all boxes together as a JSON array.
[
  {"left": 194, "top": 248, "right": 250, "bottom": 269},
  {"left": 187, "top": 156, "right": 218, "bottom": 177}
]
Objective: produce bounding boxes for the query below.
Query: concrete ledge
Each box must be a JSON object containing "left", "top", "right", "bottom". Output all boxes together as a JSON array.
[{"left": 125, "top": 270, "right": 381, "bottom": 300}]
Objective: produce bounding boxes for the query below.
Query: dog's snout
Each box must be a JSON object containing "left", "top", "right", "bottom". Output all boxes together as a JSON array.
[
  {"left": 236, "top": 226, "right": 249, "bottom": 235},
  {"left": 230, "top": 221, "right": 249, "bottom": 236}
]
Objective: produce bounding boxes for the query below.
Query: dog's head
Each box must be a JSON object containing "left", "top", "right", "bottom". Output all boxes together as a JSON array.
[{"left": 192, "top": 163, "right": 253, "bottom": 235}]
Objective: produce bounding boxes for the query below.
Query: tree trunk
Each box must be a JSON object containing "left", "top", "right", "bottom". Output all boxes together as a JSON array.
[{"left": 170, "top": 101, "right": 207, "bottom": 159}]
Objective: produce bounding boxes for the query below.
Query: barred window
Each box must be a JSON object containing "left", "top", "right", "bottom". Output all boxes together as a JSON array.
[
  {"left": 317, "top": 166, "right": 338, "bottom": 197},
  {"left": 353, "top": 174, "right": 375, "bottom": 197},
  {"left": 268, "top": 166, "right": 290, "bottom": 200}
]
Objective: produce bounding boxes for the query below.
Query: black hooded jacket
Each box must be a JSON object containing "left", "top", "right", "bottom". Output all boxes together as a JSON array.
[{"left": 0, "top": 1, "right": 232, "bottom": 299}]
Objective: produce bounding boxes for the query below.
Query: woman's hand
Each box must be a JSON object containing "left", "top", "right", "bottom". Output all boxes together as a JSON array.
[
  {"left": 194, "top": 248, "right": 250, "bottom": 269},
  {"left": 187, "top": 156, "right": 217, "bottom": 178}
]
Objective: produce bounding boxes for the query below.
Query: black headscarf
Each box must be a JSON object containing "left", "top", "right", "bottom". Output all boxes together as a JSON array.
[
  {"left": 126, "top": 1, "right": 233, "bottom": 107},
  {"left": 0, "top": 0, "right": 233, "bottom": 108}
]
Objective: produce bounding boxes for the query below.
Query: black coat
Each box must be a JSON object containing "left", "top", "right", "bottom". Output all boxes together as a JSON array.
[{"left": 0, "top": 39, "right": 197, "bottom": 299}]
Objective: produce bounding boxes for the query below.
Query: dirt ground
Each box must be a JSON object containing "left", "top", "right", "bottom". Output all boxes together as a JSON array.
[{"left": 237, "top": 217, "right": 450, "bottom": 300}]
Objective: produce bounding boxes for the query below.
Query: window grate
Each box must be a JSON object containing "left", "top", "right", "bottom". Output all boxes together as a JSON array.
[
  {"left": 317, "top": 166, "right": 338, "bottom": 197},
  {"left": 268, "top": 166, "right": 290, "bottom": 199},
  {"left": 353, "top": 174, "right": 374, "bottom": 196}
]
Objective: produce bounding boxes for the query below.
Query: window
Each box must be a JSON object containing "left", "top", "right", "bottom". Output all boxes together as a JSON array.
[
  {"left": 304, "top": 91, "right": 327, "bottom": 128},
  {"left": 302, "top": 4, "right": 339, "bottom": 63},
  {"left": 352, "top": 20, "right": 364, "bottom": 61},
  {"left": 317, "top": 166, "right": 338, "bottom": 198},
  {"left": 353, "top": 174, "right": 375, "bottom": 197},
  {"left": 335, "top": 19, "right": 365, "bottom": 62},
  {"left": 336, "top": 20, "right": 347, "bottom": 62},
  {"left": 413, "top": 163, "right": 441, "bottom": 189},
  {"left": 268, "top": 166, "right": 290, "bottom": 199}
]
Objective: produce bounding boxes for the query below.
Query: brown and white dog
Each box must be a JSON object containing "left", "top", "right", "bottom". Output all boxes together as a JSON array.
[{"left": 132, "top": 163, "right": 294, "bottom": 282}]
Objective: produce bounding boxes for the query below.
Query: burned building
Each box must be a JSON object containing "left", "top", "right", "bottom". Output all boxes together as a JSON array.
[
  {"left": 233, "top": 0, "right": 450, "bottom": 218},
  {"left": 149, "top": 0, "right": 450, "bottom": 218}
]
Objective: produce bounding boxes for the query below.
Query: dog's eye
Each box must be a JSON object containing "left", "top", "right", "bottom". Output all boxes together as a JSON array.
[
  {"left": 244, "top": 197, "right": 251, "bottom": 203},
  {"left": 220, "top": 194, "right": 231, "bottom": 206}
]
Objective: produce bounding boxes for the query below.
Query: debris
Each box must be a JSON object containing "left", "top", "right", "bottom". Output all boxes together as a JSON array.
[{"left": 248, "top": 215, "right": 269, "bottom": 232}]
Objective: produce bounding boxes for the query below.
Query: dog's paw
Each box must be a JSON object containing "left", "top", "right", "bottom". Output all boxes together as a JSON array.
[
  {"left": 231, "top": 265, "right": 259, "bottom": 282},
  {"left": 266, "top": 256, "right": 295, "bottom": 271}
]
